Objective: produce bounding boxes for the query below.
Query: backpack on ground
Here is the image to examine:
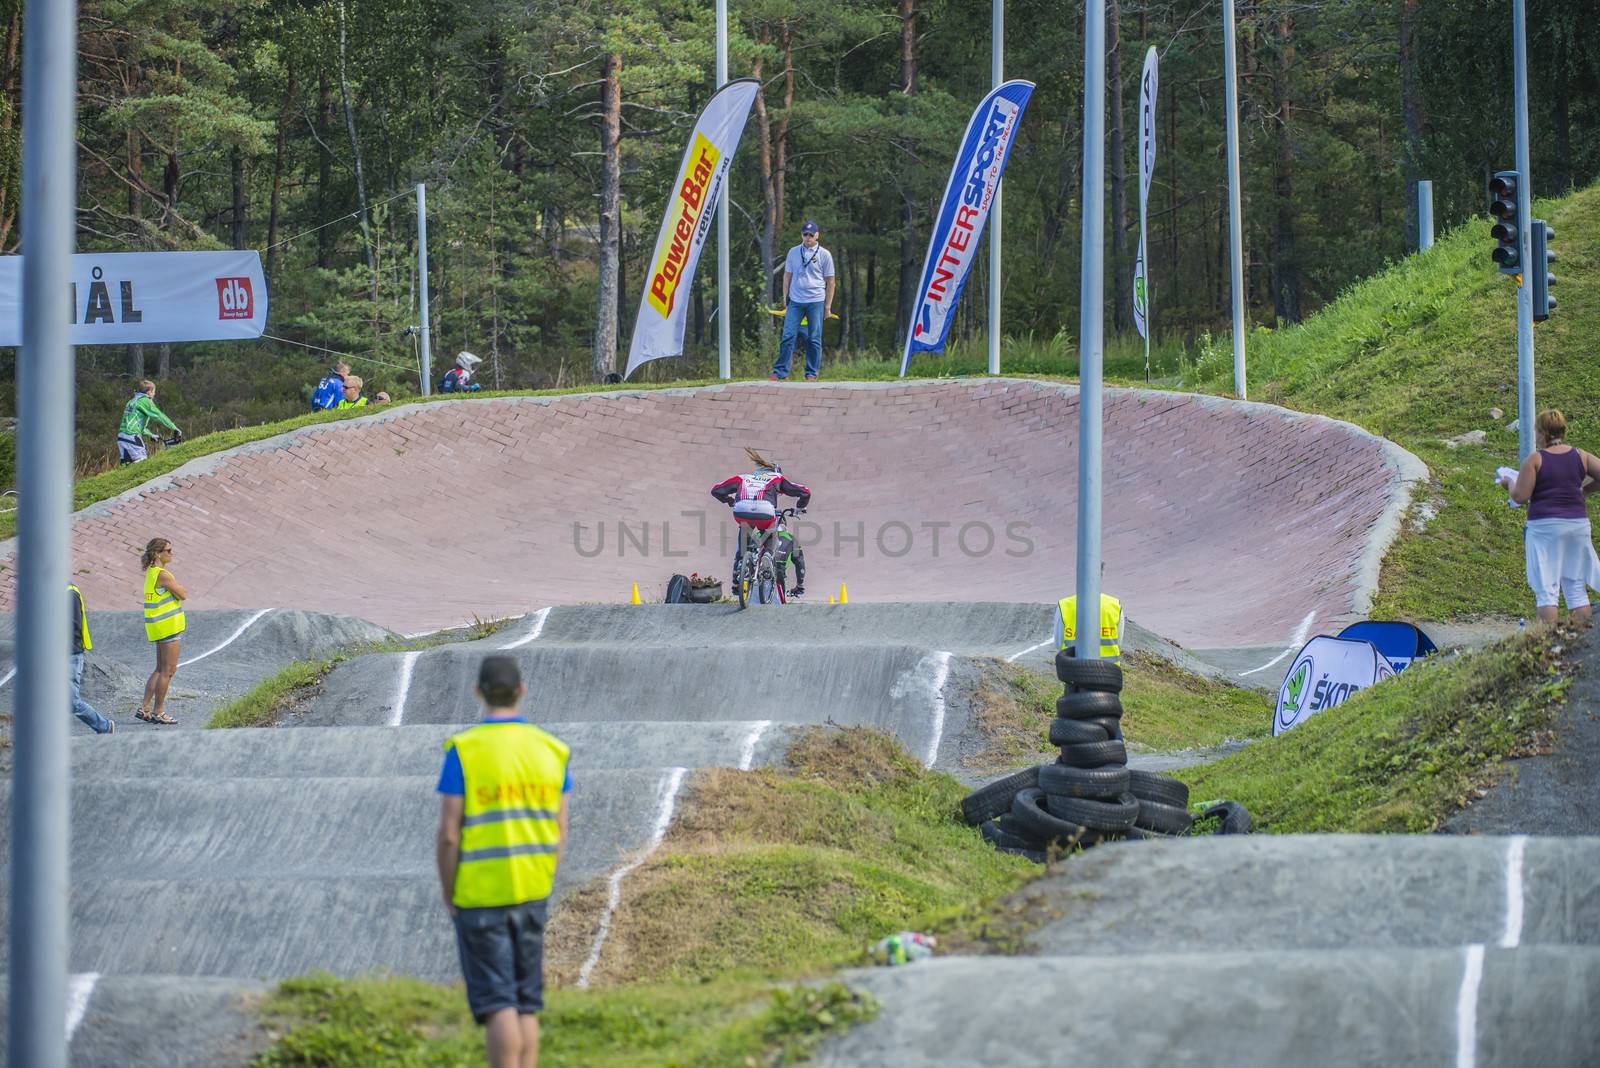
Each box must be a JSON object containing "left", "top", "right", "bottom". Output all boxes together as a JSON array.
[{"left": 665, "top": 574, "right": 690, "bottom": 604}]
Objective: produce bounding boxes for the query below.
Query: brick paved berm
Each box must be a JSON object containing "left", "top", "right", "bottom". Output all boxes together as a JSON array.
[{"left": 0, "top": 380, "right": 1425, "bottom": 646}]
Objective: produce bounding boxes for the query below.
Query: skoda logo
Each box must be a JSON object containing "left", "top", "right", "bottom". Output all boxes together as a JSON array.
[{"left": 1277, "top": 655, "right": 1314, "bottom": 731}]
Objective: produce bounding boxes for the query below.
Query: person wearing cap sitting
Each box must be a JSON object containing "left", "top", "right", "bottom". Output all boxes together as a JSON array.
[
  {"left": 442, "top": 351, "right": 484, "bottom": 393},
  {"left": 770, "top": 220, "right": 835, "bottom": 382}
]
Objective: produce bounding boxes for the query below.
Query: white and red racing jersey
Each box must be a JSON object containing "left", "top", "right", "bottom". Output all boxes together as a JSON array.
[{"left": 711, "top": 471, "right": 811, "bottom": 527}]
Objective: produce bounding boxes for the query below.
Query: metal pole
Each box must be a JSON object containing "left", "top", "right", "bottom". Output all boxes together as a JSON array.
[
  {"left": 1417, "top": 180, "right": 1434, "bottom": 252},
  {"left": 1075, "top": 0, "right": 1106, "bottom": 662},
  {"left": 1512, "top": 0, "right": 1535, "bottom": 461},
  {"left": 987, "top": 0, "right": 1003, "bottom": 376},
  {"left": 1222, "top": 0, "right": 1247, "bottom": 399},
  {"left": 11, "top": 0, "right": 77, "bottom": 1064},
  {"left": 416, "top": 183, "right": 433, "bottom": 397},
  {"left": 716, "top": 0, "right": 732, "bottom": 380}
]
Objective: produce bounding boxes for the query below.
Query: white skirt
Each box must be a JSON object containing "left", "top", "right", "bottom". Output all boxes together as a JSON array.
[{"left": 1524, "top": 517, "right": 1600, "bottom": 608}]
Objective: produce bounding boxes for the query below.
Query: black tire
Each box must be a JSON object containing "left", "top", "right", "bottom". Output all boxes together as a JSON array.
[
  {"left": 1086, "top": 715, "right": 1123, "bottom": 741},
  {"left": 1054, "top": 652, "right": 1125, "bottom": 692},
  {"left": 1009, "top": 787, "right": 1092, "bottom": 846},
  {"left": 1134, "top": 799, "right": 1195, "bottom": 835},
  {"left": 1055, "top": 691, "right": 1122, "bottom": 720},
  {"left": 1057, "top": 739, "right": 1127, "bottom": 768},
  {"left": 1044, "top": 792, "right": 1140, "bottom": 832},
  {"left": 1047, "top": 716, "right": 1110, "bottom": 747},
  {"left": 1037, "top": 762, "right": 1130, "bottom": 800},
  {"left": 996, "top": 842, "right": 1048, "bottom": 863},
  {"left": 1127, "top": 769, "right": 1190, "bottom": 808},
  {"left": 983, "top": 819, "right": 1049, "bottom": 853},
  {"left": 1203, "top": 800, "right": 1254, "bottom": 835},
  {"left": 959, "top": 765, "right": 1040, "bottom": 826}
]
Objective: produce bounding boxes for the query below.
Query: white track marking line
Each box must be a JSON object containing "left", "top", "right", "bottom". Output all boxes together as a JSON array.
[
  {"left": 1455, "top": 944, "right": 1485, "bottom": 1068},
  {"left": 499, "top": 607, "right": 552, "bottom": 650},
  {"left": 924, "top": 652, "right": 952, "bottom": 768},
  {"left": 182, "top": 608, "right": 274, "bottom": 667},
  {"left": 389, "top": 650, "right": 420, "bottom": 727},
  {"left": 738, "top": 721, "right": 772, "bottom": 771},
  {"left": 1239, "top": 611, "right": 1317, "bottom": 676},
  {"left": 1500, "top": 836, "right": 1528, "bottom": 949},
  {"left": 66, "top": 972, "right": 99, "bottom": 1041},
  {"left": 576, "top": 766, "right": 688, "bottom": 988},
  {"left": 1004, "top": 638, "right": 1052, "bottom": 664},
  {"left": 0, "top": 666, "right": 14, "bottom": 690}
]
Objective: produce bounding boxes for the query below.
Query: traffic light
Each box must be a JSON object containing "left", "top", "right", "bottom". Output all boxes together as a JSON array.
[
  {"left": 1531, "top": 220, "right": 1556, "bottom": 321},
  {"left": 1490, "top": 170, "right": 1522, "bottom": 275}
]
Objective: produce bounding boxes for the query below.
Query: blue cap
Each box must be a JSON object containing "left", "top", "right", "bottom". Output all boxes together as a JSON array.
[{"left": 801, "top": 220, "right": 819, "bottom": 235}]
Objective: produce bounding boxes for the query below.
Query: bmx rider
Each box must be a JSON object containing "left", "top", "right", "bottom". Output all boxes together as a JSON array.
[{"left": 711, "top": 447, "right": 811, "bottom": 597}]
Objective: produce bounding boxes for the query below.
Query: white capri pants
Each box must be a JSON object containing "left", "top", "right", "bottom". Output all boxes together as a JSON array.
[{"left": 1524, "top": 517, "right": 1600, "bottom": 609}]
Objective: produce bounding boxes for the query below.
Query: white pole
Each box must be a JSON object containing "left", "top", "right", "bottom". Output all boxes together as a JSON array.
[
  {"left": 1417, "top": 180, "right": 1434, "bottom": 252},
  {"left": 1075, "top": 0, "right": 1106, "bottom": 661},
  {"left": 716, "top": 0, "right": 732, "bottom": 380},
  {"left": 11, "top": 0, "right": 76, "bottom": 1063},
  {"left": 1512, "top": 0, "right": 1535, "bottom": 461},
  {"left": 987, "top": 0, "right": 1003, "bottom": 376},
  {"left": 416, "top": 183, "right": 433, "bottom": 396},
  {"left": 1222, "top": 0, "right": 1247, "bottom": 399}
]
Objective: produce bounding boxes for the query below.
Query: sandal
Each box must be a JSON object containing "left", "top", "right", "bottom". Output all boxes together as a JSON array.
[
  {"left": 149, "top": 712, "right": 176, "bottom": 725},
  {"left": 135, "top": 709, "right": 155, "bottom": 723}
]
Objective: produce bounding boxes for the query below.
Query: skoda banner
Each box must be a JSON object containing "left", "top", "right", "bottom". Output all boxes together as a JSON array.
[
  {"left": 624, "top": 78, "right": 759, "bottom": 381},
  {"left": 1273, "top": 635, "right": 1397, "bottom": 736},
  {"left": 899, "top": 79, "right": 1036, "bottom": 377},
  {"left": 0, "top": 250, "right": 268, "bottom": 346}
]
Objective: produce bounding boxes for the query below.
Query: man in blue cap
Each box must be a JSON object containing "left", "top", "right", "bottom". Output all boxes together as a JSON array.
[{"left": 770, "top": 220, "right": 835, "bottom": 381}]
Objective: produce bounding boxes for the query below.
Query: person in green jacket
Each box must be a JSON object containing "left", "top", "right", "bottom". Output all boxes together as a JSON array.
[{"left": 118, "top": 379, "right": 182, "bottom": 464}]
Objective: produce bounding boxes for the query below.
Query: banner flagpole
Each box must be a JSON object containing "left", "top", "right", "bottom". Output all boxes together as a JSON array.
[{"left": 1134, "top": 47, "right": 1158, "bottom": 384}]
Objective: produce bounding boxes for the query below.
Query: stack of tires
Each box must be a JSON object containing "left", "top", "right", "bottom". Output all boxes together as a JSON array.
[{"left": 960, "top": 651, "right": 1204, "bottom": 860}]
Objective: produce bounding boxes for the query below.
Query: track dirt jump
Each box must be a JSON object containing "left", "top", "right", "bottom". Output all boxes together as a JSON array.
[{"left": 18, "top": 379, "right": 1586, "bottom": 1068}]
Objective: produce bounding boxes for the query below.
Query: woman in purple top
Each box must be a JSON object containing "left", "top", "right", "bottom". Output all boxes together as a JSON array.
[{"left": 1500, "top": 409, "right": 1600, "bottom": 623}]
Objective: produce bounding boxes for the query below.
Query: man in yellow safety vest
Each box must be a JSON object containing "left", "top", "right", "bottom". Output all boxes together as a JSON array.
[
  {"left": 437, "top": 656, "right": 571, "bottom": 1068},
  {"left": 1055, "top": 593, "right": 1124, "bottom": 662}
]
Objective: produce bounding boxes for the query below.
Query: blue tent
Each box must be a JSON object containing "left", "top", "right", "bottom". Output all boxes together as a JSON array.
[{"left": 1335, "top": 621, "right": 1438, "bottom": 672}]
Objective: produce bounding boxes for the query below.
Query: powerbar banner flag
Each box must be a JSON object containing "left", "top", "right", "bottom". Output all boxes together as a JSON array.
[
  {"left": 1273, "top": 635, "right": 1396, "bottom": 736},
  {"left": 0, "top": 250, "right": 268, "bottom": 346},
  {"left": 624, "top": 78, "right": 759, "bottom": 380},
  {"left": 1133, "top": 46, "right": 1158, "bottom": 341},
  {"left": 899, "top": 79, "right": 1036, "bottom": 377}
]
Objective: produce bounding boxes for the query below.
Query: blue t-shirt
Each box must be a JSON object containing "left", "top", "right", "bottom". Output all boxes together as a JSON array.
[
  {"left": 784, "top": 243, "right": 835, "bottom": 303},
  {"left": 436, "top": 716, "right": 573, "bottom": 796}
]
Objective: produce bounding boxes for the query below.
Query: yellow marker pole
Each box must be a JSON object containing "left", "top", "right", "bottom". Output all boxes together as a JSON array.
[
  {"left": 839, "top": 583, "right": 848, "bottom": 604},
  {"left": 829, "top": 595, "right": 836, "bottom": 604},
  {"left": 630, "top": 583, "right": 641, "bottom": 605}
]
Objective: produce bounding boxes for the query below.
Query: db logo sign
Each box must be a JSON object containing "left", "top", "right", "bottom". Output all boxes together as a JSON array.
[{"left": 216, "top": 277, "right": 254, "bottom": 320}]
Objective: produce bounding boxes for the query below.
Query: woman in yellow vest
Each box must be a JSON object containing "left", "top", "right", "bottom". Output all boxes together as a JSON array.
[{"left": 136, "top": 537, "right": 187, "bottom": 724}]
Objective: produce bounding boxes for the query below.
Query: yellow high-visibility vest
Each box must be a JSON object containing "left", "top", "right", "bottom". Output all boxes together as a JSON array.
[
  {"left": 143, "top": 565, "right": 185, "bottom": 642},
  {"left": 447, "top": 721, "right": 570, "bottom": 909},
  {"left": 1058, "top": 594, "right": 1122, "bottom": 661},
  {"left": 69, "top": 584, "right": 92, "bottom": 651}
]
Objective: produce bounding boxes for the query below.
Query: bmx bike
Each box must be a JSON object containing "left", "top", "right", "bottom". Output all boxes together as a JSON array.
[{"left": 732, "top": 506, "right": 802, "bottom": 609}]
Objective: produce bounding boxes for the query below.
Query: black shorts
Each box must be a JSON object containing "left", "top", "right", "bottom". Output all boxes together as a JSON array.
[{"left": 452, "top": 898, "right": 549, "bottom": 1023}]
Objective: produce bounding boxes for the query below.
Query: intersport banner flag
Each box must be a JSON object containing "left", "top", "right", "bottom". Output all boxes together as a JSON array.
[
  {"left": 0, "top": 250, "right": 268, "bottom": 346},
  {"left": 624, "top": 78, "right": 759, "bottom": 380},
  {"left": 1133, "top": 46, "right": 1158, "bottom": 341},
  {"left": 899, "top": 79, "right": 1036, "bottom": 377}
]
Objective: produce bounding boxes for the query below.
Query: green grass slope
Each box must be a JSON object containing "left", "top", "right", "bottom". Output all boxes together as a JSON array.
[{"left": 1186, "top": 180, "right": 1600, "bottom": 620}]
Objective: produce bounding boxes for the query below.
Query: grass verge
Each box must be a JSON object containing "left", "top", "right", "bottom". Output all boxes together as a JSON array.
[
  {"left": 205, "top": 659, "right": 332, "bottom": 729},
  {"left": 252, "top": 973, "right": 874, "bottom": 1068},
  {"left": 1175, "top": 629, "right": 1568, "bottom": 832},
  {"left": 970, "top": 656, "right": 1270, "bottom": 766}
]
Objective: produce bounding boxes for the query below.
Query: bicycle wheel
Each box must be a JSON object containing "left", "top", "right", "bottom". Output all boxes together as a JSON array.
[
  {"left": 736, "top": 538, "right": 750, "bottom": 610},
  {"left": 756, "top": 551, "right": 783, "bottom": 605}
]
